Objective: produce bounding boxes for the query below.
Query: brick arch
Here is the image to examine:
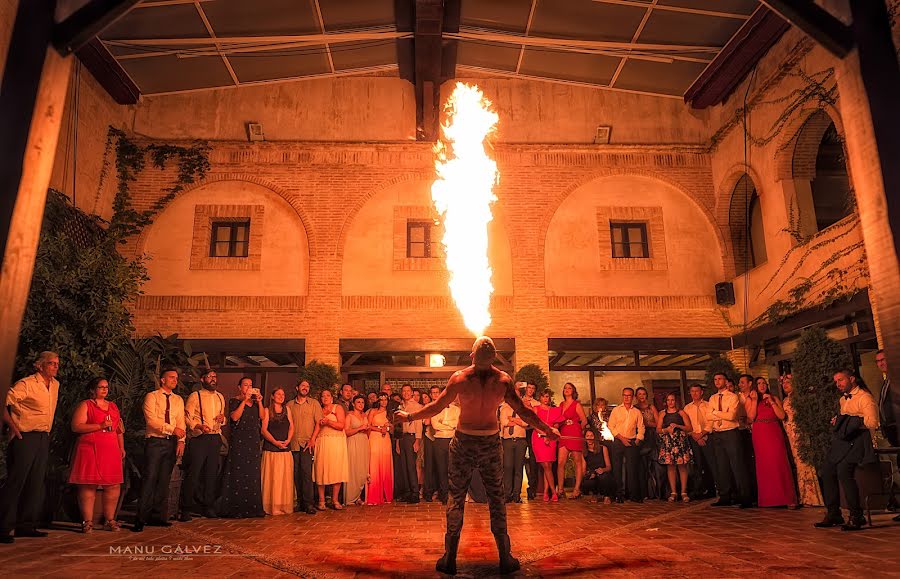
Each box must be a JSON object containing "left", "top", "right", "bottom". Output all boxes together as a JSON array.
[
  {"left": 335, "top": 171, "right": 519, "bottom": 261},
  {"left": 717, "top": 164, "right": 766, "bottom": 278},
  {"left": 135, "top": 174, "right": 318, "bottom": 257},
  {"left": 774, "top": 106, "right": 844, "bottom": 182},
  {"left": 539, "top": 169, "right": 728, "bottom": 266}
]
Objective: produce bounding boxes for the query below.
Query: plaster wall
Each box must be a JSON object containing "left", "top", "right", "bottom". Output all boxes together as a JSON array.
[{"left": 141, "top": 180, "right": 309, "bottom": 296}]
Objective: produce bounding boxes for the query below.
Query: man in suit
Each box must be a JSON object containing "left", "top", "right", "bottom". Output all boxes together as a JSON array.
[
  {"left": 875, "top": 350, "right": 900, "bottom": 522},
  {"left": 815, "top": 368, "right": 879, "bottom": 532}
]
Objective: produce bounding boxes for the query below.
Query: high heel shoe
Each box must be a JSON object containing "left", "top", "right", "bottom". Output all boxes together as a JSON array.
[
  {"left": 681, "top": 494, "right": 691, "bottom": 503},
  {"left": 668, "top": 493, "right": 677, "bottom": 502},
  {"left": 551, "top": 493, "right": 559, "bottom": 502},
  {"left": 543, "top": 491, "right": 550, "bottom": 502},
  {"left": 316, "top": 503, "right": 326, "bottom": 511}
]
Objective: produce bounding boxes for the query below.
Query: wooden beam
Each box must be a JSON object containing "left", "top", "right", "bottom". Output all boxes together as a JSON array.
[
  {"left": 837, "top": 0, "right": 900, "bottom": 445},
  {"left": 340, "top": 337, "right": 516, "bottom": 352},
  {"left": 514, "top": 0, "right": 538, "bottom": 75},
  {"left": 341, "top": 365, "right": 469, "bottom": 373},
  {"left": 758, "top": 0, "right": 852, "bottom": 58},
  {"left": 0, "top": 0, "right": 73, "bottom": 416},
  {"left": 75, "top": 38, "right": 139, "bottom": 104},
  {"left": 592, "top": 0, "right": 752, "bottom": 20},
  {"left": 53, "top": 0, "right": 143, "bottom": 55},
  {"left": 342, "top": 353, "right": 362, "bottom": 367},
  {"left": 183, "top": 338, "right": 306, "bottom": 353},
  {"left": 414, "top": 0, "right": 443, "bottom": 141},
  {"left": 684, "top": 7, "right": 789, "bottom": 109},
  {"left": 548, "top": 337, "right": 731, "bottom": 352}
]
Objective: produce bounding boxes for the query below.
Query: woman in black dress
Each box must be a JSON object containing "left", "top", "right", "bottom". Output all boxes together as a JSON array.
[
  {"left": 580, "top": 428, "right": 615, "bottom": 503},
  {"left": 218, "top": 377, "right": 265, "bottom": 518}
]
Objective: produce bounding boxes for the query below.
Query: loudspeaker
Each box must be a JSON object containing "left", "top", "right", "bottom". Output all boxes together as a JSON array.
[{"left": 715, "top": 282, "right": 735, "bottom": 306}]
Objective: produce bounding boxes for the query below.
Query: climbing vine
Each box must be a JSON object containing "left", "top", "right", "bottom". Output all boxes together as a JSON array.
[{"left": 99, "top": 127, "right": 211, "bottom": 242}]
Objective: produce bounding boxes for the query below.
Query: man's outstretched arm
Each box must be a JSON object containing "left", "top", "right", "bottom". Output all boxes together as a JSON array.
[
  {"left": 396, "top": 375, "right": 461, "bottom": 423},
  {"left": 503, "top": 379, "right": 558, "bottom": 440}
]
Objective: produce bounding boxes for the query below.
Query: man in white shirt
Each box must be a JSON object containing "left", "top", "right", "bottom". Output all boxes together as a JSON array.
[
  {"left": 134, "top": 368, "right": 186, "bottom": 532},
  {"left": 705, "top": 372, "right": 751, "bottom": 508},
  {"left": 430, "top": 400, "right": 460, "bottom": 504},
  {"left": 0, "top": 352, "right": 60, "bottom": 543},
  {"left": 683, "top": 384, "right": 716, "bottom": 499},
  {"left": 521, "top": 382, "right": 540, "bottom": 500},
  {"left": 816, "top": 368, "right": 880, "bottom": 531},
  {"left": 500, "top": 401, "right": 528, "bottom": 503},
  {"left": 179, "top": 370, "right": 226, "bottom": 521},
  {"left": 608, "top": 387, "right": 645, "bottom": 502},
  {"left": 397, "top": 384, "right": 423, "bottom": 503}
]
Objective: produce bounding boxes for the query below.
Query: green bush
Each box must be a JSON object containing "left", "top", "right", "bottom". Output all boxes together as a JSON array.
[
  {"left": 515, "top": 363, "right": 549, "bottom": 392},
  {"left": 298, "top": 360, "right": 341, "bottom": 398},
  {"left": 791, "top": 327, "right": 850, "bottom": 469}
]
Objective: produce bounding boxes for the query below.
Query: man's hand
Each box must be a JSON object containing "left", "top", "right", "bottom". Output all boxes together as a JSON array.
[
  {"left": 413, "top": 439, "right": 420, "bottom": 453},
  {"left": 173, "top": 427, "right": 186, "bottom": 439},
  {"left": 305, "top": 441, "right": 315, "bottom": 454},
  {"left": 198, "top": 424, "right": 212, "bottom": 434},
  {"left": 176, "top": 441, "right": 185, "bottom": 458},
  {"left": 393, "top": 410, "right": 410, "bottom": 423},
  {"left": 215, "top": 413, "right": 225, "bottom": 424},
  {"left": 617, "top": 435, "right": 632, "bottom": 446}
]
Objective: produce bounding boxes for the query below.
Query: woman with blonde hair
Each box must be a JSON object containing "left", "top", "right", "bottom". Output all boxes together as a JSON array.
[{"left": 261, "top": 388, "right": 295, "bottom": 515}]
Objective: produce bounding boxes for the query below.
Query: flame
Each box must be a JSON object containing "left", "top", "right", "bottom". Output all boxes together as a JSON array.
[{"left": 431, "top": 82, "right": 499, "bottom": 336}]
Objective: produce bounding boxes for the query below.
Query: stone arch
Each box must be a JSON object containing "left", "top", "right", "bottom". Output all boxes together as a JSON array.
[
  {"left": 540, "top": 169, "right": 727, "bottom": 265},
  {"left": 135, "top": 174, "right": 317, "bottom": 257},
  {"left": 774, "top": 105, "right": 844, "bottom": 182}
]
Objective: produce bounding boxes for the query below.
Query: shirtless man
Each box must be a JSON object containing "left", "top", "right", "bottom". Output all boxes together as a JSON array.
[{"left": 395, "top": 336, "right": 559, "bottom": 575}]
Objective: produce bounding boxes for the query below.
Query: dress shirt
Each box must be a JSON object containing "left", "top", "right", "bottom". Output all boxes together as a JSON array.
[
  {"left": 840, "top": 386, "right": 879, "bottom": 432},
  {"left": 608, "top": 405, "right": 645, "bottom": 441},
  {"left": 6, "top": 373, "right": 59, "bottom": 433},
  {"left": 737, "top": 391, "right": 751, "bottom": 430},
  {"left": 705, "top": 390, "right": 741, "bottom": 432},
  {"left": 431, "top": 405, "right": 460, "bottom": 439},
  {"left": 683, "top": 400, "right": 709, "bottom": 435},
  {"left": 401, "top": 399, "right": 423, "bottom": 438},
  {"left": 499, "top": 403, "right": 527, "bottom": 439},
  {"left": 144, "top": 388, "right": 186, "bottom": 440},
  {"left": 287, "top": 396, "right": 323, "bottom": 451},
  {"left": 185, "top": 389, "right": 226, "bottom": 435}
]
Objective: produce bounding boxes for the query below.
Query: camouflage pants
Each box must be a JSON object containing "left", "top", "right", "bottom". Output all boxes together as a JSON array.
[{"left": 446, "top": 432, "right": 507, "bottom": 537}]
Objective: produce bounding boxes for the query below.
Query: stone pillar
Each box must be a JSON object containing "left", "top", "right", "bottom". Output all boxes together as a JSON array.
[{"left": 514, "top": 331, "right": 550, "bottom": 375}]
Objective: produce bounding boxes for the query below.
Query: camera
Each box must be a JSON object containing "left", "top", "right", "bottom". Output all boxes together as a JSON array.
[{"left": 250, "top": 387, "right": 261, "bottom": 400}]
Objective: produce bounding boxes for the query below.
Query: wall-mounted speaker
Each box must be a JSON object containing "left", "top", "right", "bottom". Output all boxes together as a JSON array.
[{"left": 715, "top": 281, "right": 735, "bottom": 306}]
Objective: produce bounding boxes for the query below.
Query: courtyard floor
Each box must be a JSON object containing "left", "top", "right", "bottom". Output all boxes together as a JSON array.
[{"left": 1, "top": 499, "right": 899, "bottom": 578}]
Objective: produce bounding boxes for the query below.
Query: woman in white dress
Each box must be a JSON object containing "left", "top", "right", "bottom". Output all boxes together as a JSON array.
[
  {"left": 344, "top": 395, "right": 370, "bottom": 505},
  {"left": 311, "top": 389, "right": 350, "bottom": 510}
]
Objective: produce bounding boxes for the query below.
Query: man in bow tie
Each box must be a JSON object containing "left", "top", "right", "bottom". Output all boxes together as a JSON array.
[{"left": 815, "top": 368, "right": 879, "bottom": 532}]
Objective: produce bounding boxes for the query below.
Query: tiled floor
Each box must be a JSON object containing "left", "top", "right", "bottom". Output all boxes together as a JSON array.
[{"left": 2, "top": 499, "right": 899, "bottom": 577}]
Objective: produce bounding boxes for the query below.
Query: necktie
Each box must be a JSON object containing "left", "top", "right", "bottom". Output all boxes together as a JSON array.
[
  {"left": 164, "top": 392, "right": 171, "bottom": 424},
  {"left": 718, "top": 394, "right": 723, "bottom": 412}
]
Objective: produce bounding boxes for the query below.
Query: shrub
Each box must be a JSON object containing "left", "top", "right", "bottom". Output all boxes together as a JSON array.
[
  {"left": 298, "top": 360, "right": 341, "bottom": 398},
  {"left": 791, "top": 327, "right": 850, "bottom": 469},
  {"left": 515, "top": 363, "right": 549, "bottom": 392}
]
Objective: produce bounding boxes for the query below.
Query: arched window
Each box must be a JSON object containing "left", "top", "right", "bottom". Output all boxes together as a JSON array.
[
  {"left": 729, "top": 173, "right": 766, "bottom": 275},
  {"left": 811, "top": 122, "right": 852, "bottom": 230},
  {"left": 791, "top": 111, "right": 852, "bottom": 236}
]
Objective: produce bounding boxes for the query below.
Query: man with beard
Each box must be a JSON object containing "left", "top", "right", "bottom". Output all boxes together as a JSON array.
[
  {"left": 180, "top": 370, "right": 226, "bottom": 521},
  {"left": 287, "top": 379, "right": 323, "bottom": 514},
  {"left": 395, "top": 337, "right": 558, "bottom": 575}
]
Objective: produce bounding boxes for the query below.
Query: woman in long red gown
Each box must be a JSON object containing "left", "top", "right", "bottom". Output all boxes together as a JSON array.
[
  {"left": 746, "top": 377, "right": 797, "bottom": 508},
  {"left": 366, "top": 393, "right": 394, "bottom": 505}
]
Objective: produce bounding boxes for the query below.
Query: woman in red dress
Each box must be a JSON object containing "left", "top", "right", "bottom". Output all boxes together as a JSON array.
[
  {"left": 69, "top": 378, "right": 125, "bottom": 532},
  {"left": 532, "top": 389, "right": 563, "bottom": 501},
  {"left": 746, "top": 377, "right": 797, "bottom": 508},
  {"left": 557, "top": 382, "right": 587, "bottom": 499}
]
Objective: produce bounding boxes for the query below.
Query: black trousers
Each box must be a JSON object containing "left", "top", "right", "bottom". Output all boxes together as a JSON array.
[
  {"left": 524, "top": 429, "right": 538, "bottom": 499},
  {"left": 709, "top": 429, "right": 750, "bottom": 504},
  {"left": 688, "top": 437, "right": 717, "bottom": 498},
  {"left": 292, "top": 447, "right": 315, "bottom": 510},
  {"left": 398, "top": 434, "right": 419, "bottom": 499},
  {"left": 423, "top": 436, "right": 435, "bottom": 497},
  {"left": 740, "top": 428, "right": 758, "bottom": 502},
  {"left": 0, "top": 432, "right": 49, "bottom": 533},
  {"left": 821, "top": 458, "right": 863, "bottom": 519},
  {"left": 581, "top": 473, "right": 615, "bottom": 498},
  {"left": 137, "top": 437, "right": 178, "bottom": 523},
  {"left": 431, "top": 438, "right": 451, "bottom": 500},
  {"left": 610, "top": 439, "right": 642, "bottom": 500},
  {"left": 502, "top": 438, "right": 526, "bottom": 501},
  {"left": 180, "top": 434, "right": 222, "bottom": 514}
]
